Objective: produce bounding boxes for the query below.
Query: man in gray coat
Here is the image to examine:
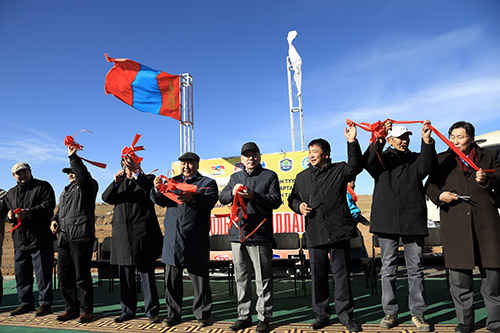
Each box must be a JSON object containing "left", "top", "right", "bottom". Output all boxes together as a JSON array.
[
  {"left": 151, "top": 152, "right": 218, "bottom": 328},
  {"left": 219, "top": 142, "right": 281, "bottom": 333},
  {"left": 364, "top": 121, "right": 436, "bottom": 331}
]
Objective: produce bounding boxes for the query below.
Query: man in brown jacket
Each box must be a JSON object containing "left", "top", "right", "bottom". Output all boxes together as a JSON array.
[{"left": 426, "top": 121, "right": 500, "bottom": 333}]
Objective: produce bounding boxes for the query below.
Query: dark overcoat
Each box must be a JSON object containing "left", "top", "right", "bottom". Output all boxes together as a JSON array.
[
  {"left": 151, "top": 172, "right": 218, "bottom": 269},
  {"left": 288, "top": 140, "right": 363, "bottom": 247},
  {"left": 102, "top": 173, "right": 162, "bottom": 266},
  {"left": 365, "top": 139, "right": 436, "bottom": 236},
  {"left": 3, "top": 178, "right": 56, "bottom": 250},
  {"left": 426, "top": 146, "right": 500, "bottom": 269}
]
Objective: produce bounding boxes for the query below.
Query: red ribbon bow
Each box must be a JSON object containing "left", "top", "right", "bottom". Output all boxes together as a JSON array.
[
  {"left": 64, "top": 130, "right": 107, "bottom": 169},
  {"left": 121, "top": 133, "right": 145, "bottom": 165},
  {"left": 9, "top": 208, "right": 23, "bottom": 232}
]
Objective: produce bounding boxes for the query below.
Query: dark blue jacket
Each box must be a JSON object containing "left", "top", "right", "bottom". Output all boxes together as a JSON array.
[
  {"left": 151, "top": 172, "right": 218, "bottom": 269},
  {"left": 219, "top": 165, "right": 281, "bottom": 243}
]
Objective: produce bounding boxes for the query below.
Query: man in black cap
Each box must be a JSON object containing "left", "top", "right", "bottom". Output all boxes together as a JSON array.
[
  {"left": 151, "top": 152, "right": 218, "bottom": 327},
  {"left": 219, "top": 142, "right": 281, "bottom": 333},
  {"left": 2, "top": 162, "right": 55, "bottom": 316},
  {"left": 50, "top": 146, "right": 98, "bottom": 323}
]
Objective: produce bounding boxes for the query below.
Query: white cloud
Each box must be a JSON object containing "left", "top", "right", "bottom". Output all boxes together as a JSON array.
[{"left": 0, "top": 129, "right": 67, "bottom": 164}]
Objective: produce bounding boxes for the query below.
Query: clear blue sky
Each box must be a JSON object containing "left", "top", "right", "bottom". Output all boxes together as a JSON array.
[{"left": 1, "top": 0, "right": 499, "bottom": 200}]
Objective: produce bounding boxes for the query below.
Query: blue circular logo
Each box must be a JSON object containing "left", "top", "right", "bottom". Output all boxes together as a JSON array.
[{"left": 280, "top": 158, "right": 293, "bottom": 172}]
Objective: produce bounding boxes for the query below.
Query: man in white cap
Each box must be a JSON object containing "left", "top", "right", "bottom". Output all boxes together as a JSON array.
[
  {"left": 364, "top": 121, "right": 436, "bottom": 331},
  {"left": 2, "top": 162, "right": 56, "bottom": 316}
]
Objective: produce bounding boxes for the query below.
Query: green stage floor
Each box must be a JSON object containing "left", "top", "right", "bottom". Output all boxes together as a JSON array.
[{"left": 0, "top": 276, "right": 490, "bottom": 332}]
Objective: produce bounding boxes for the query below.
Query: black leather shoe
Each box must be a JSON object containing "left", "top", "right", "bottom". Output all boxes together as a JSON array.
[
  {"left": 78, "top": 313, "right": 93, "bottom": 323},
  {"left": 163, "top": 317, "right": 181, "bottom": 327},
  {"left": 488, "top": 328, "right": 500, "bottom": 333},
  {"left": 35, "top": 305, "right": 52, "bottom": 317},
  {"left": 342, "top": 319, "right": 362, "bottom": 332},
  {"left": 230, "top": 318, "right": 253, "bottom": 331},
  {"left": 310, "top": 318, "right": 330, "bottom": 330},
  {"left": 148, "top": 315, "right": 160, "bottom": 324},
  {"left": 114, "top": 313, "right": 134, "bottom": 323},
  {"left": 455, "top": 324, "right": 474, "bottom": 333},
  {"left": 256, "top": 320, "right": 270, "bottom": 332},
  {"left": 56, "top": 310, "right": 80, "bottom": 321},
  {"left": 197, "top": 319, "right": 210, "bottom": 327},
  {"left": 10, "top": 304, "right": 35, "bottom": 316}
]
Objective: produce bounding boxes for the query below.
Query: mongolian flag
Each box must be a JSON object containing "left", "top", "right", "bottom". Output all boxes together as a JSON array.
[{"left": 104, "top": 54, "right": 181, "bottom": 121}]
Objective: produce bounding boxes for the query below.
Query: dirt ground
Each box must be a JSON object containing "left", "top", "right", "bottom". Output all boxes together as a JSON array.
[{"left": 1, "top": 196, "right": 374, "bottom": 277}]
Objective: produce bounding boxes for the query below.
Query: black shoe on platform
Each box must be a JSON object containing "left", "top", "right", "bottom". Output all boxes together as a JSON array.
[{"left": 310, "top": 318, "right": 330, "bottom": 330}]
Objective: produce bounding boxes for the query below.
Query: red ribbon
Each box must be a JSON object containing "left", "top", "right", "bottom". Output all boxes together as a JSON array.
[
  {"left": 9, "top": 208, "right": 23, "bottom": 232},
  {"left": 121, "top": 133, "right": 145, "bottom": 165},
  {"left": 347, "top": 119, "right": 495, "bottom": 173},
  {"left": 64, "top": 130, "right": 107, "bottom": 169},
  {"left": 157, "top": 175, "right": 204, "bottom": 205},
  {"left": 226, "top": 185, "right": 267, "bottom": 243}
]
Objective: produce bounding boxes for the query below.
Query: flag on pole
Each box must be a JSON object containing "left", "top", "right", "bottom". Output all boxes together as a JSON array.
[
  {"left": 104, "top": 54, "right": 181, "bottom": 121},
  {"left": 287, "top": 31, "right": 302, "bottom": 96}
]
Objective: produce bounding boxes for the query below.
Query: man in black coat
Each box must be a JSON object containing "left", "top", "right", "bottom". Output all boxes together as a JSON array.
[
  {"left": 50, "top": 147, "right": 98, "bottom": 323},
  {"left": 2, "top": 162, "right": 56, "bottom": 316},
  {"left": 364, "top": 121, "right": 436, "bottom": 331},
  {"left": 219, "top": 142, "right": 281, "bottom": 333},
  {"left": 0, "top": 187, "right": 6, "bottom": 305},
  {"left": 151, "top": 152, "right": 218, "bottom": 328},
  {"left": 102, "top": 156, "right": 163, "bottom": 324},
  {"left": 288, "top": 125, "right": 363, "bottom": 332}
]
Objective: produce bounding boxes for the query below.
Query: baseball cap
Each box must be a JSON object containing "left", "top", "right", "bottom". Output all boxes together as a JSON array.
[
  {"left": 241, "top": 142, "right": 260, "bottom": 154},
  {"left": 387, "top": 126, "right": 413, "bottom": 138},
  {"left": 11, "top": 162, "right": 31, "bottom": 174},
  {"left": 178, "top": 152, "right": 200, "bottom": 162},
  {"left": 62, "top": 167, "right": 74, "bottom": 174}
]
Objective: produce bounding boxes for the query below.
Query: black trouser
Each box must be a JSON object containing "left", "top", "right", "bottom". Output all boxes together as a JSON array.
[
  {"left": 309, "top": 240, "right": 354, "bottom": 322},
  {"left": 118, "top": 263, "right": 160, "bottom": 318},
  {"left": 58, "top": 240, "right": 94, "bottom": 314},
  {"left": 14, "top": 247, "right": 54, "bottom": 306},
  {"left": 165, "top": 264, "right": 212, "bottom": 321}
]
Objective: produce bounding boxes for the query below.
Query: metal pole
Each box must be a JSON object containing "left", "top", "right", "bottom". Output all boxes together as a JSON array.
[{"left": 286, "top": 56, "right": 296, "bottom": 152}]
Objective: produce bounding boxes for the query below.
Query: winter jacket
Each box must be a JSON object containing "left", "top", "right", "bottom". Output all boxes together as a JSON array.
[
  {"left": 102, "top": 173, "right": 162, "bottom": 266},
  {"left": 288, "top": 140, "right": 363, "bottom": 247},
  {"left": 219, "top": 164, "right": 281, "bottom": 243},
  {"left": 52, "top": 155, "right": 98, "bottom": 246},
  {"left": 151, "top": 172, "right": 218, "bottom": 269},
  {"left": 426, "top": 146, "right": 500, "bottom": 269},
  {"left": 365, "top": 139, "right": 436, "bottom": 236},
  {"left": 3, "top": 178, "right": 56, "bottom": 250}
]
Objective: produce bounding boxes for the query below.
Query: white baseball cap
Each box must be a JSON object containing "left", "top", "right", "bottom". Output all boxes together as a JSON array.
[{"left": 387, "top": 126, "right": 412, "bottom": 138}]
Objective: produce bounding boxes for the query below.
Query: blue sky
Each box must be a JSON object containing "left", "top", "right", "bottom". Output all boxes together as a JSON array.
[{"left": 1, "top": 0, "right": 499, "bottom": 199}]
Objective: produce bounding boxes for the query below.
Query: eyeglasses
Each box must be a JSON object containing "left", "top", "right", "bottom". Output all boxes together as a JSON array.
[{"left": 449, "top": 135, "right": 469, "bottom": 141}]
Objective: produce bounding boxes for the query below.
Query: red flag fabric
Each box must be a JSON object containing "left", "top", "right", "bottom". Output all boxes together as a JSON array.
[{"left": 104, "top": 54, "right": 181, "bottom": 121}]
